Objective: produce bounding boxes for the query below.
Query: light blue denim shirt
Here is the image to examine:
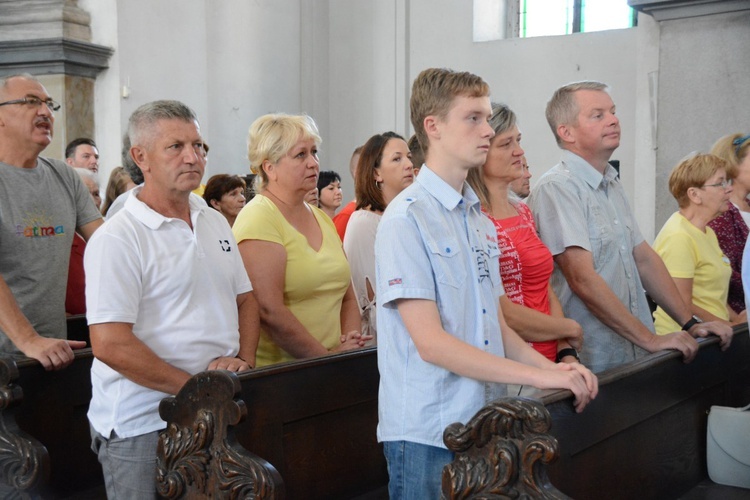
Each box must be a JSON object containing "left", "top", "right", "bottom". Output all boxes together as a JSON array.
[
  {"left": 528, "top": 150, "right": 650, "bottom": 373},
  {"left": 375, "top": 165, "right": 507, "bottom": 449}
]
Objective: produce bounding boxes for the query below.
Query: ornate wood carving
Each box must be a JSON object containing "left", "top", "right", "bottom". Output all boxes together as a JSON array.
[
  {"left": 442, "top": 397, "right": 569, "bottom": 499},
  {"left": 157, "top": 370, "right": 284, "bottom": 499},
  {"left": 0, "top": 357, "right": 50, "bottom": 497}
]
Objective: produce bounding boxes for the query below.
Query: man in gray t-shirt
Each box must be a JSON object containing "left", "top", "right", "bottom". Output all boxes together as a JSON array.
[{"left": 0, "top": 74, "right": 102, "bottom": 369}]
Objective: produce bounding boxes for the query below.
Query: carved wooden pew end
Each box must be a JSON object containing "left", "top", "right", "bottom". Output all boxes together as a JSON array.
[
  {"left": 442, "top": 397, "right": 570, "bottom": 499},
  {"left": 0, "top": 357, "right": 50, "bottom": 496},
  {"left": 157, "top": 370, "right": 285, "bottom": 499}
]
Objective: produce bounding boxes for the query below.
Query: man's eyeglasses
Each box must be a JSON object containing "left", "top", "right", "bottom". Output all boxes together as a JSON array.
[
  {"left": 0, "top": 96, "right": 61, "bottom": 112},
  {"left": 702, "top": 179, "right": 733, "bottom": 189}
]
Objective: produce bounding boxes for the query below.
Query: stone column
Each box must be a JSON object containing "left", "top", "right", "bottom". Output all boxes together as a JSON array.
[{"left": 0, "top": 0, "right": 113, "bottom": 159}]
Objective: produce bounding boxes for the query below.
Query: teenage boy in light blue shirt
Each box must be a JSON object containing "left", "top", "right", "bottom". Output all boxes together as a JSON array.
[{"left": 375, "top": 68, "right": 599, "bottom": 499}]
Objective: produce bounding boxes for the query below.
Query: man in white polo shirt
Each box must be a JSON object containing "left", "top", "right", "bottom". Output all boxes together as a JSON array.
[{"left": 84, "top": 100, "right": 260, "bottom": 499}]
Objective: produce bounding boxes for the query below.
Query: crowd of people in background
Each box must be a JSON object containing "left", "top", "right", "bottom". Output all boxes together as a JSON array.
[{"left": 0, "top": 69, "right": 746, "bottom": 498}]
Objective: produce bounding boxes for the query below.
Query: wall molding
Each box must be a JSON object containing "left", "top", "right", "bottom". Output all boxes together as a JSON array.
[
  {"left": 0, "top": 38, "right": 113, "bottom": 79},
  {"left": 629, "top": 0, "right": 750, "bottom": 21}
]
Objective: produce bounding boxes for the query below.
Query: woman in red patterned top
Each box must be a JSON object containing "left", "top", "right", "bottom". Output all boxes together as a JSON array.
[
  {"left": 707, "top": 133, "right": 750, "bottom": 315},
  {"left": 467, "top": 103, "right": 583, "bottom": 363}
]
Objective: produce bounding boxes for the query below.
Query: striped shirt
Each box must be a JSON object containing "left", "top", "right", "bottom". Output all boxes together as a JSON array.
[{"left": 528, "top": 150, "right": 649, "bottom": 373}]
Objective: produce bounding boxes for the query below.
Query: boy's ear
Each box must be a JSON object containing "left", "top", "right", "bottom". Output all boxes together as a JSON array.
[{"left": 423, "top": 115, "right": 440, "bottom": 141}]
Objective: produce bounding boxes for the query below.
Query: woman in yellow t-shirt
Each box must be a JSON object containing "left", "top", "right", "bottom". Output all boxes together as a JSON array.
[
  {"left": 233, "top": 114, "right": 369, "bottom": 367},
  {"left": 653, "top": 153, "right": 746, "bottom": 334}
]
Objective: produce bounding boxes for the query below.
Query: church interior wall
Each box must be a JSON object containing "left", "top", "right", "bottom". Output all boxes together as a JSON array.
[{"left": 79, "top": 1, "right": 747, "bottom": 243}]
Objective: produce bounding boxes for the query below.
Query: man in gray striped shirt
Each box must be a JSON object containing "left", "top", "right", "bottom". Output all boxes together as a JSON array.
[{"left": 528, "top": 81, "right": 732, "bottom": 373}]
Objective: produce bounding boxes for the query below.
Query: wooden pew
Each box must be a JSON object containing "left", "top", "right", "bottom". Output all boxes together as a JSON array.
[
  {"left": 0, "top": 350, "right": 101, "bottom": 498},
  {"left": 540, "top": 325, "right": 750, "bottom": 499},
  {"left": 158, "top": 328, "right": 750, "bottom": 500},
  {"left": 3, "top": 324, "right": 748, "bottom": 498},
  {"left": 219, "top": 349, "right": 386, "bottom": 499},
  {"left": 0, "top": 315, "right": 94, "bottom": 498}
]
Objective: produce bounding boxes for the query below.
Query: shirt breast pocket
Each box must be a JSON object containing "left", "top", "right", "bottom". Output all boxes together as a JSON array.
[
  {"left": 587, "top": 204, "right": 615, "bottom": 264},
  {"left": 427, "top": 238, "right": 467, "bottom": 289}
]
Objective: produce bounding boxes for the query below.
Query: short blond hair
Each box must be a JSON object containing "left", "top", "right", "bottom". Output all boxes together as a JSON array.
[
  {"left": 410, "top": 68, "right": 490, "bottom": 158},
  {"left": 247, "top": 113, "right": 322, "bottom": 191},
  {"left": 710, "top": 133, "right": 750, "bottom": 179},
  {"left": 669, "top": 153, "right": 728, "bottom": 208},
  {"left": 546, "top": 81, "right": 609, "bottom": 147}
]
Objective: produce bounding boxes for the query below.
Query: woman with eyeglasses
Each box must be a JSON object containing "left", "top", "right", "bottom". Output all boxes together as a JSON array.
[
  {"left": 653, "top": 153, "right": 745, "bottom": 335},
  {"left": 706, "top": 133, "right": 750, "bottom": 316}
]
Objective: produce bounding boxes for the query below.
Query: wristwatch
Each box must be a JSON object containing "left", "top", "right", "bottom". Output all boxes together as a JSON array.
[
  {"left": 556, "top": 348, "right": 580, "bottom": 363},
  {"left": 681, "top": 315, "right": 703, "bottom": 332}
]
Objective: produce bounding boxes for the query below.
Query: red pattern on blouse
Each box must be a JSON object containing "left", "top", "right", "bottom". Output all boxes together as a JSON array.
[
  {"left": 486, "top": 202, "right": 557, "bottom": 361},
  {"left": 707, "top": 203, "right": 749, "bottom": 313}
]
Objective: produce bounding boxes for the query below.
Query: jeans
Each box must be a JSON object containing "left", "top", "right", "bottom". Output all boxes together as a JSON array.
[
  {"left": 383, "top": 440, "right": 455, "bottom": 499},
  {"left": 90, "top": 426, "right": 160, "bottom": 499}
]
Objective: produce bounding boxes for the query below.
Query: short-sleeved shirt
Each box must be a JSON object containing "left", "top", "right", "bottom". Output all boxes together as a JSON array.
[
  {"left": 86, "top": 187, "right": 252, "bottom": 438},
  {"left": 342, "top": 209, "right": 381, "bottom": 342},
  {"left": 528, "top": 150, "right": 649, "bottom": 373},
  {"left": 376, "top": 166, "right": 507, "bottom": 449},
  {"left": 486, "top": 202, "right": 557, "bottom": 361},
  {"left": 233, "top": 195, "right": 351, "bottom": 367},
  {"left": 0, "top": 157, "right": 101, "bottom": 354},
  {"left": 333, "top": 199, "right": 357, "bottom": 240},
  {"left": 653, "top": 212, "right": 731, "bottom": 333}
]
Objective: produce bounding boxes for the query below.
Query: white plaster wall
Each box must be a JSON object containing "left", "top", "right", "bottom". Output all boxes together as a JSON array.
[
  {"left": 79, "top": 0, "right": 121, "bottom": 191},
  {"left": 654, "top": 10, "right": 750, "bottom": 230},
  {"left": 407, "top": 0, "right": 638, "bottom": 204},
  {"left": 323, "top": 0, "right": 642, "bottom": 218},
  {"left": 205, "top": 0, "right": 306, "bottom": 178},
  {"left": 90, "top": 0, "right": 650, "bottom": 218}
]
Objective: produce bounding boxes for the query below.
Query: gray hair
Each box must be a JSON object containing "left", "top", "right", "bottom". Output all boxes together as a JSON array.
[
  {"left": 74, "top": 167, "right": 99, "bottom": 188},
  {"left": 488, "top": 102, "right": 517, "bottom": 137},
  {"left": 0, "top": 73, "right": 40, "bottom": 99},
  {"left": 0, "top": 73, "right": 38, "bottom": 89},
  {"left": 127, "top": 100, "right": 198, "bottom": 148},
  {"left": 465, "top": 102, "right": 518, "bottom": 211},
  {"left": 120, "top": 132, "right": 144, "bottom": 184},
  {"left": 546, "top": 81, "right": 609, "bottom": 146}
]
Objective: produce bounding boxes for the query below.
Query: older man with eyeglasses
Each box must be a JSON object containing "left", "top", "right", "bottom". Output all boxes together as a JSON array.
[{"left": 0, "top": 73, "right": 102, "bottom": 369}]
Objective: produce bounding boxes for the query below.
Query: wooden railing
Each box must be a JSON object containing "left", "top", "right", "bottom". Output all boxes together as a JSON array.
[{"left": 0, "top": 325, "right": 748, "bottom": 498}]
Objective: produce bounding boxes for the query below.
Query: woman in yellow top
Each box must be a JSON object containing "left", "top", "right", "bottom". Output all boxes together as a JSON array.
[
  {"left": 653, "top": 153, "right": 745, "bottom": 334},
  {"left": 233, "top": 114, "right": 368, "bottom": 367}
]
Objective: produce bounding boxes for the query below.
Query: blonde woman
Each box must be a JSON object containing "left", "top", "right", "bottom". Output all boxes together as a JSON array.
[{"left": 233, "top": 114, "right": 368, "bottom": 367}]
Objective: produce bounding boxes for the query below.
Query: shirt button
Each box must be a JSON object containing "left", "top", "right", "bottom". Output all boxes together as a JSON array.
[
  {"left": 484, "top": 340, "right": 489, "bottom": 345},
  {"left": 614, "top": 219, "right": 619, "bottom": 225},
  {"left": 482, "top": 309, "right": 486, "bottom": 314},
  {"left": 621, "top": 245, "right": 626, "bottom": 251},
  {"left": 446, "top": 247, "right": 451, "bottom": 253}
]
